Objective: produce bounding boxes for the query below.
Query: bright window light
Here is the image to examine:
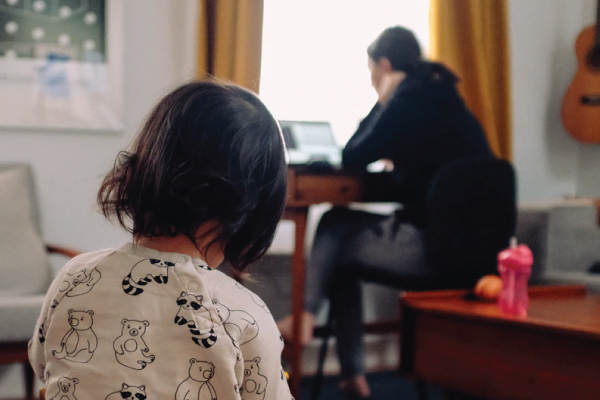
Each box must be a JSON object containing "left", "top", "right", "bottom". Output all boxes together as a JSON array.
[{"left": 260, "top": 0, "right": 430, "bottom": 145}]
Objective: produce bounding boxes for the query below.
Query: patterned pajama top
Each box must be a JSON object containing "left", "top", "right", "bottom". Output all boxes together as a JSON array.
[{"left": 29, "top": 243, "right": 292, "bottom": 400}]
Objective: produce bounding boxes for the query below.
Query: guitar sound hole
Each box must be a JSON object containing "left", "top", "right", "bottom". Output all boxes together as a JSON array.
[{"left": 587, "top": 46, "right": 600, "bottom": 71}]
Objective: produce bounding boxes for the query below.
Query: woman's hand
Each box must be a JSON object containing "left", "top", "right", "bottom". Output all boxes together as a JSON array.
[
  {"left": 380, "top": 158, "right": 394, "bottom": 171},
  {"left": 376, "top": 71, "right": 406, "bottom": 105}
]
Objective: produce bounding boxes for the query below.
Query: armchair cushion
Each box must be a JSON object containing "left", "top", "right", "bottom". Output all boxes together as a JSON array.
[
  {"left": 0, "top": 295, "right": 45, "bottom": 341},
  {"left": 0, "top": 166, "right": 50, "bottom": 295}
]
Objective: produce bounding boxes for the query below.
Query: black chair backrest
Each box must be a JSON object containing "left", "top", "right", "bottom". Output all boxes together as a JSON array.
[{"left": 425, "top": 157, "right": 516, "bottom": 282}]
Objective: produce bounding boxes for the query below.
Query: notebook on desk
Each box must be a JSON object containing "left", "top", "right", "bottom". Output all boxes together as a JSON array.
[{"left": 279, "top": 120, "right": 342, "bottom": 170}]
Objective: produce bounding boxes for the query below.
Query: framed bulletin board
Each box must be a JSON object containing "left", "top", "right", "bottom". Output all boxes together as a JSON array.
[{"left": 0, "top": 0, "right": 123, "bottom": 131}]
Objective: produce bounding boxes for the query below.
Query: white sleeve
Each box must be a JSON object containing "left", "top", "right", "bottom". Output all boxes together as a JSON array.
[
  {"left": 28, "top": 249, "right": 115, "bottom": 384},
  {"left": 28, "top": 267, "right": 67, "bottom": 383}
]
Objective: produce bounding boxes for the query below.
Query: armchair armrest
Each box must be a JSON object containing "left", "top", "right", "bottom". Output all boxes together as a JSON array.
[{"left": 46, "top": 244, "right": 81, "bottom": 259}]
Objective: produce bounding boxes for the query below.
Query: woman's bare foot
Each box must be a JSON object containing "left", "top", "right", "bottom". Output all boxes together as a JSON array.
[
  {"left": 340, "top": 375, "right": 371, "bottom": 399},
  {"left": 277, "top": 311, "right": 315, "bottom": 345}
]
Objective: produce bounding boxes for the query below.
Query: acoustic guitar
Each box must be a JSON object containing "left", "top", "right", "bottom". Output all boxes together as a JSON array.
[{"left": 562, "top": 2, "right": 600, "bottom": 144}]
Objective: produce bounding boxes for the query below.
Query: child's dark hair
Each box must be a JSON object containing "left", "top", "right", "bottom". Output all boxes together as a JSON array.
[{"left": 97, "top": 80, "right": 287, "bottom": 271}]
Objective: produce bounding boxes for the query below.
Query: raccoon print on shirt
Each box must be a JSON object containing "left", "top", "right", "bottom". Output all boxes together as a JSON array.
[
  {"left": 175, "top": 292, "right": 217, "bottom": 348},
  {"left": 105, "top": 383, "right": 147, "bottom": 400},
  {"left": 39, "top": 318, "right": 48, "bottom": 344},
  {"left": 122, "top": 259, "right": 174, "bottom": 296}
]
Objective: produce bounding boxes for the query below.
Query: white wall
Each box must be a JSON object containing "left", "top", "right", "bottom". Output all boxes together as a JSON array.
[
  {"left": 510, "top": 0, "right": 599, "bottom": 201},
  {"left": 0, "top": 1, "right": 198, "bottom": 397}
]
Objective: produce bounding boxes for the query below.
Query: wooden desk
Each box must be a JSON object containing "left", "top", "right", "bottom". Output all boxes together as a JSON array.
[
  {"left": 400, "top": 285, "right": 600, "bottom": 400},
  {"left": 282, "top": 167, "right": 364, "bottom": 397}
]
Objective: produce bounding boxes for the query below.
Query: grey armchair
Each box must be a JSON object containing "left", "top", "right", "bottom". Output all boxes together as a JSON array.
[{"left": 0, "top": 163, "right": 80, "bottom": 400}]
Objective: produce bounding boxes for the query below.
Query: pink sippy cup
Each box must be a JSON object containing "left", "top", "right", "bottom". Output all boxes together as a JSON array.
[{"left": 497, "top": 238, "right": 534, "bottom": 317}]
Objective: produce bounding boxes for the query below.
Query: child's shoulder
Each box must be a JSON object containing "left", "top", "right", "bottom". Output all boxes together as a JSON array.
[
  {"left": 208, "top": 274, "right": 273, "bottom": 317},
  {"left": 59, "top": 248, "right": 118, "bottom": 274}
]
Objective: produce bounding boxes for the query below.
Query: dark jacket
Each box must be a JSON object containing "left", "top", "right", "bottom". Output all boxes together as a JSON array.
[{"left": 342, "top": 64, "right": 494, "bottom": 228}]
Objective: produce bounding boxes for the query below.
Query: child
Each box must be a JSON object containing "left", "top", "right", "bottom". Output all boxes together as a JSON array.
[{"left": 29, "top": 81, "right": 292, "bottom": 400}]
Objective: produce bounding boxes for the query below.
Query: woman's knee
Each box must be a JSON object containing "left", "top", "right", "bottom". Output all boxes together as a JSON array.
[
  {"left": 316, "top": 207, "right": 351, "bottom": 233},
  {"left": 320, "top": 206, "right": 350, "bottom": 224}
]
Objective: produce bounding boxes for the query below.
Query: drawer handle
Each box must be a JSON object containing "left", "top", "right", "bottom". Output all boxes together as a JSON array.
[{"left": 341, "top": 186, "right": 349, "bottom": 193}]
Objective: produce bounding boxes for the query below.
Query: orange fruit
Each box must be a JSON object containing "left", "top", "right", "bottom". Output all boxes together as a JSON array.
[{"left": 474, "top": 275, "right": 503, "bottom": 301}]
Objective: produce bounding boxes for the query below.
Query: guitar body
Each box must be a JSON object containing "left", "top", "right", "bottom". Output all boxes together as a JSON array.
[{"left": 562, "top": 26, "right": 600, "bottom": 143}]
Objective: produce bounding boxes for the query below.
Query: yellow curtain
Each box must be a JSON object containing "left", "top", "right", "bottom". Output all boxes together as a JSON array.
[
  {"left": 430, "top": 0, "right": 512, "bottom": 161},
  {"left": 197, "top": 0, "right": 265, "bottom": 93}
]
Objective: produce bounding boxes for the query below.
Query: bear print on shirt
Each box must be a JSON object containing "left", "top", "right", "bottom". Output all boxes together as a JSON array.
[
  {"left": 52, "top": 310, "right": 97, "bottom": 363},
  {"left": 242, "top": 357, "right": 267, "bottom": 400},
  {"left": 212, "top": 299, "right": 259, "bottom": 346},
  {"left": 175, "top": 359, "right": 217, "bottom": 400},
  {"left": 122, "top": 259, "right": 174, "bottom": 296},
  {"left": 175, "top": 292, "right": 217, "bottom": 348},
  {"left": 113, "top": 319, "right": 155, "bottom": 370},
  {"left": 51, "top": 268, "right": 102, "bottom": 308},
  {"left": 105, "top": 383, "right": 147, "bottom": 400},
  {"left": 48, "top": 376, "right": 79, "bottom": 400},
  {"left": 234, "top": 283, "right": 270, "bottom": 314}
]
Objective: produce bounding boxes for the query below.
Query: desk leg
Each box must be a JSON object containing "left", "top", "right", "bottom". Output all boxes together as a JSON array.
[{"left": 289, "top": 208, "right": 308, "bottom": 399}]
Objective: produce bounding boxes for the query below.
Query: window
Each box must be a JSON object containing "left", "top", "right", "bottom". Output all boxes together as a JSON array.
[{"left": 260, "top": 0, "right": 430, "bottom": 145}]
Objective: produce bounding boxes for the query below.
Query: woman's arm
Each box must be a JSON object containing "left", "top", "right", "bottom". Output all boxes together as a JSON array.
[
  {"left": 343, "top": 103, "right": 382, "bottom": 162},
  {"left": 342, "top": 90, "right": 428, "bottom": 172}
]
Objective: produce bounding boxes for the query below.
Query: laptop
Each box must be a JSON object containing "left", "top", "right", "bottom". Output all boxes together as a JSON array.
[{"left": 279, "top": 120, "right": 342, "bottom": 168}]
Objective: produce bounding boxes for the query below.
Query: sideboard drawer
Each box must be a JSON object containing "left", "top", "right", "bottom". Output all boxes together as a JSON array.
[{"left": 287, "top": 172, "right": 363, "bottom": 207}]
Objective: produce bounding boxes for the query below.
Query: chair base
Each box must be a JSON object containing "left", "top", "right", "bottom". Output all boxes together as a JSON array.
[{"left": 0, "top": 341, "right": 35, "bottom": 400}]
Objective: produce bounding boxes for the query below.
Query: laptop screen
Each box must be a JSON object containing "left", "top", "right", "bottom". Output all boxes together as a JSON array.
[
  {"left": 292, "top": 122, "right": 336, "bottom": 147},
  {"left": 279, "top": 121, "right": 336, "bottom": 148},
  {"left": 279, "top": 120, "right": 341, "bottom": 166}
]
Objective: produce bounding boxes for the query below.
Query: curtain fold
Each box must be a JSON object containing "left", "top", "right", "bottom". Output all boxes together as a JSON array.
[
  {"left": 430, "top": 0, "right": 512, "bottom": 161},
  {"left": 197, "top": 0, "right": 265, "bottom": 93}
]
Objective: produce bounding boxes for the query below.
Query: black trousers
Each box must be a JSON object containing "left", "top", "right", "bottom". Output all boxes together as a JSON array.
[{"left": 304, "top": 207, "right": 435, "bottom": 378}]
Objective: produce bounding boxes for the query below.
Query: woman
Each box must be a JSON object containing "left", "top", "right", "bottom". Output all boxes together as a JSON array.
[{"left": 278, "top": 27, "right": 494, "bottom": 398}]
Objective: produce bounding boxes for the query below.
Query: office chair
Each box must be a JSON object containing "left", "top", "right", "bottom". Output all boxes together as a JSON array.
[{"left": 310, "top": 157, "right": 517, "bottom": 400}]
